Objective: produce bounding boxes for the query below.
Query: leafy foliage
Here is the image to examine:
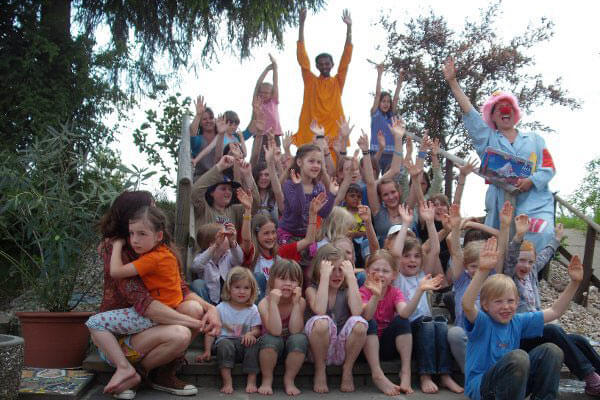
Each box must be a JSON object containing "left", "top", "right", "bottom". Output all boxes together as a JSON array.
[
  {"left": 377, "top": 2, "right": 580, "bottom": 196},
  {"left": 0, "top": 125, "right": 122, "bottom": 312},
  {"left": 569, "top": 157, "right": 600, "bottom": 225},
  {"left": 133, "top": 90, "right": 192, "bottom": 188}
]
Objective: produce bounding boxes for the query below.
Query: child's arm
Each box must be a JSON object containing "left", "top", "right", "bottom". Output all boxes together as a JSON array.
[
  {"left": 462, "top": 237, "right": 498, "bottom": 323},
  {"left": 259, "top": 291, "right": 282, "bottom": 336},
  {"left": 269, "top": 54, "right": 279, "bottom": 102},
  {"left": 361, "top": 274, "right": 382, "bottom": 321},
  {"left": 236, "top": 188, "right": 254, "bottom": 255},
  {"left": 442, "top": 57, "right": 475, "bottom": 114},
  {"left": 110, "top": 239, "right": 139, "bottom": 279},
  {"left": 296, "top": 192, "right": 327, "bottom": 252},
  {"left": 197, "top": 334, "right": 215, "bottom": 362},
  {"left": 214, "top": 115, "right": 227, "bottom": 161},
  {"left": 427, "top": 138, "right": 443, "bottom": 197},
  {"left": 496, "top": 200, "right": 514, "bottom": 273},
  {"left": 503, "top": 213, "right": 529, "bottom": 276},
  {"left": 264, "top": 136, "right": 285, "bottom": 213},
  {"left": 253, "top": 64, "right": 272, "bottom": 102},
  {"left": 308, "top": 261, "right": 333, "bottom": 315},
  {"left": 289, "top": 287, "right": 306, "bottom": 334},
  {"left": 462, "top": 221, "right": 500, "bottom": 237},
  {"left": 189, "top": 95, "right": 205, "bottom": 137},
  {"left": 370, "top": 63, "right": 384, "bottom": 116},
  {"left": 373, "top": 130, "right": 385, "bottom": 165},
  {"left": 358, "top": 205, "right": 380, "bottom": 255},
  {"left": 543, "top": 255, "right": 582, "bottom": 323},
  {"left": 379, "top": 117, "right": 405, "bottom": 180},
  {"left": 420, "top": 201, "right": 443, "bottom": 276},
  {"left": 453, "top": 158, "right": 478, "bottom": 205},
  {"left": 447, "top": 204, "right": 465, "bottom": 283},
  {"left": 342, "top": 260, "right": 363, "bottom": 316},
  {"left": 390, "top": 67, "right": 404, "bottom": 114},
  {"left": 241, "top": 325, "right": 261, "bottom": 347},
  {"left": 397, "top": 274, "right": 443, "bottom": 318},
  {"left": 390, "top": 204, "right": 413, "bottom": 258},
  {"left": 334, "top": 156, "right": 354, "bottom": 206}
]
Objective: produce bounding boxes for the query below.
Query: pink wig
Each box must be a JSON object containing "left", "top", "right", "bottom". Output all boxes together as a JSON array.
[{"left": 481, "top": 91, "right": 521, "bottom": 130}]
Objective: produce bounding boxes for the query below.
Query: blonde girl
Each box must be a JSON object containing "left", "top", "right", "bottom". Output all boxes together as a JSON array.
[
  {"left": 313, "top": 205, "right": 356, "bottom": 250},
  {"left": 391, "top": 203, "right": 463, "bottom": 394},
  {"left": 304, "top": 244, "right": 367, "bottom": 393},
  {"left": 277, "top": 144, "right": 335, "bottom": 244},
  {"left": 257, "top": 260, "right": 308, "bottom": 396},
  {"left": 203, "top": 267, "right": 261, "bottom": 394}
]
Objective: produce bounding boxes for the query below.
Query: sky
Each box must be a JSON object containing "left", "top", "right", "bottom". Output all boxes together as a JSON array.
[{"left": 114, "top": 0, "right": 600, "bottom": 218}]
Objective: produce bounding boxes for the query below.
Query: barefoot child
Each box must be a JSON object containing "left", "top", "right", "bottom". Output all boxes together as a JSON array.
[
  {"left": 463, "top": 237, "right": 585, "bottom": 400},
  {"left": 203, "top": 267, "right": 261, "bottom": 394},
  {"left": 304, "top": 244, "right": 368, "bottom": 393},
  {"left": 361, "top": 249, "right": 444, "bottom": 394},
  {"left": 257, "top": 260, "right": 308, "bottom": 395}
]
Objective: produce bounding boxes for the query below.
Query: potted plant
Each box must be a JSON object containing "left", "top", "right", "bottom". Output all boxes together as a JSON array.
[{"left": 0, "top": 125, "right": 121, "bottom": 368}]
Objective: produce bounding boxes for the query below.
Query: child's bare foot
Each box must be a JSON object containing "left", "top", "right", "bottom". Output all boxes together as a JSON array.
[
  {"left": 104, "top": 365, "right": 138, "bottom": 394},
  {"left": 313, "top": 367, "right": 329, "bottom": 393},
  {"left": 284, "top": 382, "right": 301, "bottom": 396},
  {"left": 372, "top": 374, "right": 402, "bottom": 396},
  {"left": 246, "top": 374, "right": 258, "bottom": 393},
  {"left": 195, "top": 351, "right": 211, "bottom": 363},
  {"left": 258, "top": 383, "right": 273, "bottom": 395},
  {"left": 399, "top": 370, "right": 414, "bottom": 394},
  {"left": 419, "top": 374, "right": 438, "bottom": 394},
  {"left": 220, "top": 384, "right": 234, "bottom": 394},
  {"left": 340, "top": 372, "right": 355, "bottom": 392},
  {"left": 440, "top": 374, "right": 463, "bottom": 393}
]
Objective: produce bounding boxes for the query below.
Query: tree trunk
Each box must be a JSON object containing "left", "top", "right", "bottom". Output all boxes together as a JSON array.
[{"left": 444, "top": 158, "right": 454, "bottom": 201}]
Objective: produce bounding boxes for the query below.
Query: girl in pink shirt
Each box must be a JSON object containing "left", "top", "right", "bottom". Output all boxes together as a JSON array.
[{"left": 252, "top": 54, "right": 282, "bottom": 137}]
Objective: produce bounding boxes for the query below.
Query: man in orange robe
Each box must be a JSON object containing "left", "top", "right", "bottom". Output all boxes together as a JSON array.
[{"left": 293, "top": 8, "right": 352, "bottom": 158}]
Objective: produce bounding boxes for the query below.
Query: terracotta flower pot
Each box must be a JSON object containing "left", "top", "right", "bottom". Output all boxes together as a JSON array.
[
  {"left": 16, "top": 312, "right": 94, "bottom": 368},
  {"left": 0, "top": 334, "right": 24, "bottom": 400}
]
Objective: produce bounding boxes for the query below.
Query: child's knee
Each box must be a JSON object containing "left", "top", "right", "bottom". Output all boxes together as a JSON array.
[
  {"left": 350, "top": 321, "right": 368, "bottom": 337},
  {"left": 311, "top": 318, "right": 331, "bottom": 336},
  {"left": 537, "top": 343, "right": 564, "bottom": 364},
  {"left": 506, "top": 349, "right": 530, "bottom": 375}
]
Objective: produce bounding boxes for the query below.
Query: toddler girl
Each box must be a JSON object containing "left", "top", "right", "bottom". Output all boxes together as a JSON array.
[
  {"left": 202, "top": 267, "right": 261, "bottom": 394},
  {"left": 257, "top": 259, "right": 308, "bottom": 396},
  {"left": 304, "top": 244, "right": 368, "bottom": 393},
  {"left": 253, "top": 54, "right": 282, "bottom": 137}
]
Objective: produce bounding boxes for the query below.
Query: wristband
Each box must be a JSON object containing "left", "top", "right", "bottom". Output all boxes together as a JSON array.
[
  {"left": 243, "top": 214, "right": 252, "bottom": 220},
  {"left": 417, "top": 151, "right": 427, "bottom": 159},
  {"left": 362, "top": 150, "right": 370, "bottom": 156},
  {"left": 316, "top": 135, "right": 325, "bottom": 139},
  {"left": 339, "top": 151, "right": 347, "bottom": 156}
]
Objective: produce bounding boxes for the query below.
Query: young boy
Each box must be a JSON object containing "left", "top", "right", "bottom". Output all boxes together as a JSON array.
[{"left": 462, "top": 236, "right": 583, "bottom": 400}]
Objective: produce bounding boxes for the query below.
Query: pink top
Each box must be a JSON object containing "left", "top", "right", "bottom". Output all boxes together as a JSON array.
[
  {"left": 360, "top": 285, "right": 406, "bottom": 337},
  {"left": 261, "top": 98, "right": 282, "bottom": 136}
]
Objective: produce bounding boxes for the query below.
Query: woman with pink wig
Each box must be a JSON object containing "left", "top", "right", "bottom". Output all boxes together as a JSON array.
[{"left": 442, "top": 58, "right": 556, "bottom": 252}]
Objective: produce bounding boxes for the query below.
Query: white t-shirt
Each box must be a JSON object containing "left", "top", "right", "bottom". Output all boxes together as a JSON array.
[
  {"left": 393, "top": 271, "right": 431, "bottom": 322},
  {"left": 216, "top": 302, "right": 261, "bottom": 343}
]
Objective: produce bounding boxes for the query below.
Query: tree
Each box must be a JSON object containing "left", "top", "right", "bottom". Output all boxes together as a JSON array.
[
  {"left": 570, "top": 157, "right": 600, "bottom": 225},
  {"left": 378, "top": 2, "right": 579, "bottom": 199}
]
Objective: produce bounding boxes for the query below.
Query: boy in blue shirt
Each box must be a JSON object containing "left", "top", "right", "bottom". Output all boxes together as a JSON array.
[{"left": 462, "top": 237, "right": 584, "bottom": 400}]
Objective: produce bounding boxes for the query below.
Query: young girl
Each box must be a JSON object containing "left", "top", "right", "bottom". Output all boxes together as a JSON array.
[
  {"left": 277, "top": 144, "right": 335, "bottom": 244},
  {"left": 240, "top": 191, "right": 326, "bottom": 298},
  {"left": 314, "top": 205, "right": 356, "bottom": 250},
  {"left": 304, "top": 244, "right": 368, "bottom": 393},
  {"left": 361, "top": 249, "right": 443, "bottom": 394},
  {"left": 202, "top": 267, "right": 261, "bottom": 394},
  {"left": 392, "top": 202, "right": 463, "bottom": 394},
  {"left": 253, "top": 54, "right": 282, "bottom": 137},
  {"left": 190, "top": 222, "right": 242, "bottom": 305},
  {"left": 257, "top": 259, "right": 308, "bottom": 396}
]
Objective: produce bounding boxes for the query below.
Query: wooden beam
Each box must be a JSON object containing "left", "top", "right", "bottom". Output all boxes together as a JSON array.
[{"left": 574, "top": 226, "right": 597, "bottom": 306}]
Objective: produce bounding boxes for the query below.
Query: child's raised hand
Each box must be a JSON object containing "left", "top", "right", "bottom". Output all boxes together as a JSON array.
[
  {"left": 567, "top": 255, "right": 583, "bottom": 283},
  {"left": 194, "top": 95, "right": 206, "bottom": 116},
  {"left": 215, "top": 114, "right": 227, "bottom": 134},
  {"left": 432, "top": 138, "right": 441, "bottom": 157},
  {"left": 449, "top": 204, "right": 461, "bottom": 229},
  {"left": 310, "top": 191, "right": 328, "bottom": 215},
  {"left": 358, "top": 205, "right": 372, "bottom": 224},
  {"left": 341, "top": 9, "right": 352, "bottom": 25},
  {"left": 406, "top": 158, "right": 423, "bottom": 178},
  {"left": 554, "top": 223, "right": 564, "bottom": 241},
  {"left": 241, "top": 332, "right": 257, "bottom": 347},
  {"left": 377, "top": 130, "right": 386, "bottom": 151},
  {"left": 405, "top": 136, "right": 413, "bottom": 156},
  {"left": 299, "top": 8, "right": 307, "bottom": 23},
  {"left": 459, "top": 157, "right": 479, "bottom": 176},
  {"left": 340, "top": 260, "right": 355, "bottom": 279},
  {"left": 283, "top": 131, "right": 293, "bottom": 152},
  {"left": 217, "top": 155, "right": 235, "bottom": 171},
  {"left": 320, "top": 260, "right": 334, "bottom": 278},
  {"left": 336, "top": 116, "right": 354, "bottom": 138},
  {"left": 419, "top": 274, "right": 444, "bottom": 291},
  {"left": 264, "top": 140, "right": 275, "bottom": 164},
  {"left": 388, "top": 116, "right": 405, "bottom": 141},
  {"left": 329, "top": 179, "right": 340, "bottom": 195},
  {"left": 365, "top": 272, "right": 383, "bottom": 298},
  {"left": 235, "top": 158, "right": 252, "bottom": 176},
  {"left": 419, "top": 201, "right": 435, "bottom": 223},
  {"left": 442, "top": 57, "right": 457, "bottom": 82},
  {"left": 499, "top": 200, "right": 514, "bottom": 227},
  {"left": 514, "top": 213, "right": 530, "bottom": 236},
  {"left": 310, "top": 119, "right": 325, "bottom": 137},
  {"left": 398, "top": 203, "right": 413, "bottom": 225},
  {"left": 420, "top": 132, "right": 433, "bottom": 153},
  {"left": 292, "top": 287, "right": 302, "bottom": 304},
  {"left": 479, "top": 237, "right": 499, "bottom": 271},
  {"left": 268, "top": 53, "right": 277, "bottom": 67},
  {"left": 375, "top": 62, "right": 385, "bottom": 75},
  {"left": 357, "top": 131, "right": 370, "bottom": 152},
  {"left": 269, "top": 288, "right": 282, "bottom": 304},
  {"left": 236, "top": 188, "right": 252, "bottom": 211},
  {"left": 289, "top": 169, "right": 301, "bottom": 185}
]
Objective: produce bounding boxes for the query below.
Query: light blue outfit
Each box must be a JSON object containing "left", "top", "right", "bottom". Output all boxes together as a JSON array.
[
  {"left": 464, "top": 310, "right": 544, "bottom": 400},
  {"left": 463, "top": 108, "right": 555, "bottom": 252}
]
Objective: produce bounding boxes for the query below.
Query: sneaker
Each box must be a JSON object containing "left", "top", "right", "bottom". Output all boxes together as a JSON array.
[{"left": 150, "top": 359, "right": 198, "bottom": 396}]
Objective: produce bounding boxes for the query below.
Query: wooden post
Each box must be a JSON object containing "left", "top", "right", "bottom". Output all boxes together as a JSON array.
[
  {"left": 575, "top": 226, "right": 597, "bottom": 306},
  {"left": 175, "top": 114, "right": 193, "bottom": 280}
]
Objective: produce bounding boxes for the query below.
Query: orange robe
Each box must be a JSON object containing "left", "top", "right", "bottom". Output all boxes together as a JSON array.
[{"left": 293, "top": 40, "right": 353, "bottom": 153}]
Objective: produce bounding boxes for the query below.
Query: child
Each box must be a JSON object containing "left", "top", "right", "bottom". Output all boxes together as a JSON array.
[
  {"left": 202, "top": 267, "right": 261, "bottom": 394},
  {"left": 462, "top": 237, "right": 584, "bottom": 400},
  {"left": 278, "top": 144, "right": 335, "bottom": 243},
  {"left": 253, "top": 54, "right": 282, "bottom": 137},
  {"left": 304, "top": 244, "right": 368, "bottom": 393},
  {"left": 190, "top": 222, "right": 242, "bottom": 305},
  {"left": 241, "top": 192, "right": 326, "bottom": 299},
  {"left": 257, "top": 259, "right": 308, "bottom": 396},
  {"left": 361, "top": 249, "right": 442, "bottom": 394},
  {"left": 503, "top": 217, "right": 600, "bottom": 396},
  {"left": 392, "top": 202, "right": 463, "bottom": 394}
]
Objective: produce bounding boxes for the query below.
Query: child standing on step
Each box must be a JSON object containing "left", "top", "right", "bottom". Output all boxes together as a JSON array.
[
  {"left": 257, "top": 259, "right": 308, "bottom": 396},
  {"left": 202, "top": 267, "right": 261, "bottom": 394}
]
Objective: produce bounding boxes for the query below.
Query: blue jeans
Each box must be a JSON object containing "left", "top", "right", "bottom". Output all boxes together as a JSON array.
[
  {"left": 190, "top": 279, "right": 214, "bottom": 305},
  {"left": 411, "top": 315, "right": 452, "bottom": 375},
  {"left": 520, "top": 323, "right": 600, "bottom": 380},
  {"left": 480, "top": 343, "right": 563, "bottom": 400},
  {"left": 254, "top": 271, "right": 267, "bottom": 303}
]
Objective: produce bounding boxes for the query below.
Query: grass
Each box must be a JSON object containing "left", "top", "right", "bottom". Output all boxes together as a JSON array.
[{"left": 557, "top": 215, "right": 588, "bottom": 231}]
